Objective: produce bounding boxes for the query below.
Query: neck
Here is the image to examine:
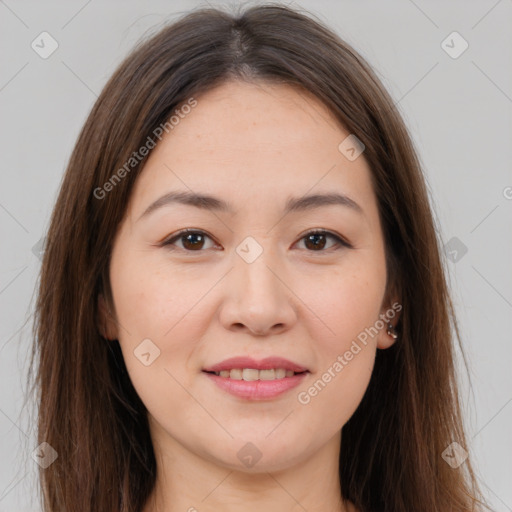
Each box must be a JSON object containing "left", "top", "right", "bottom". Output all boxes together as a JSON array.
[{"left": 143, "top": 428, "right": 351, "bottom": 512}]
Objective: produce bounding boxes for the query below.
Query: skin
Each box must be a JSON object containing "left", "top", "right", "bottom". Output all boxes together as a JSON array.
[{"left": 99, "top": 80, "right": 399, "bottom": 512}]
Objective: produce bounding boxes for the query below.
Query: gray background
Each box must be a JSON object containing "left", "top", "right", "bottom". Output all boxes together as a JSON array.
[{"left": 1, "top": 0, "right": 511, "bottom": 510}]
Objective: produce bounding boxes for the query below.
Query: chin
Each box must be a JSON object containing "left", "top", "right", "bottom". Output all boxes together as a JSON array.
[{"left": 202, "top": 435, "right": 310, "bottom": 474}]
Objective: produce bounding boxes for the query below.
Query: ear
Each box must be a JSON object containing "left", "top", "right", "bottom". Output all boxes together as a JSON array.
[
  {"left": 376, "top": 297, "right": 402, "bottom": 350},
  {"left": 97, "top": 293, "right": 118, "bottom": 341}
]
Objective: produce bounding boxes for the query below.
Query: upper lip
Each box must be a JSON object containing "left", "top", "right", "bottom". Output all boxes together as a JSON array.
[{"left": 203, "top": 356, "right": 309, "bottom": 373}]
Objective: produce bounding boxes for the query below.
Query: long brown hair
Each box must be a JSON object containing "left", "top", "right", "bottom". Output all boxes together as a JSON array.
[{"left": 29, "top": 3, "right": 492, "bottom": 511}]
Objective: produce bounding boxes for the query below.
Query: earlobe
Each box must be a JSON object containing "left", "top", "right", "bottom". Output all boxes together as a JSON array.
[
  {"left": 377, "top": 327, "right": 398, "bottom": 349},
  {"left": 386, "top": 322, "right": 398, "bottom": 340},
  {"left": 376, "top": 298, "right": 402, "bottom": 349},
  {"left": 97, "top": 293, "right": 118, "bottom": 341}
]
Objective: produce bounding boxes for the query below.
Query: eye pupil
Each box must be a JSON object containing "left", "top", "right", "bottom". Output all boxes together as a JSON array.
[
  {"left": 166, "top": 230, "right": 344, "bottom": 253},
  {"left": 182, "top": 233, "right": 204, "bottom": 250},
  {"left": 305, "top": 233, "right": 326, "bottom": 250}
]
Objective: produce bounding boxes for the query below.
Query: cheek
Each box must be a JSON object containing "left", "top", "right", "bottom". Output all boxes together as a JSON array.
[
  {"left": 293, "top": 255, "right": 385, "bottom": 414},
  {"left": 109, "top": 253, "right": 209, "bottom": 398},
  {"left": 110, "top": 265, "right": 207, "bottom": 434},
  {"left": 110, "top": 250, "right": 206, "bottom": 341},
  {"left": 301, "top": 255, "right": 387, "bottom": 350}
]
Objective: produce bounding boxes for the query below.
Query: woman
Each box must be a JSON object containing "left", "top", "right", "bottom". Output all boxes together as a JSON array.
[{"left": 30, "top": 3, "right": 492, "bottom": 511}]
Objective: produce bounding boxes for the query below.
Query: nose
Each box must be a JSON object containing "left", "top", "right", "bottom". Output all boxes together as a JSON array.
[{"left": 218, "top": 246, "right": 298, "bottom": 337}]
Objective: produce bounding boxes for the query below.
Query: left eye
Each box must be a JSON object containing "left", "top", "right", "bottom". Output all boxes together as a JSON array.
[
  {"left": 161, "top": 229, "right": 349, "bottom": 252},
  {"left": 295, "top": 230, "right": 348, "bottom": 251}
]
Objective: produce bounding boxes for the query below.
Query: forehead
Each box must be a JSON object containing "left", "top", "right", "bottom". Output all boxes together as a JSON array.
[
  {"left": 127, "top": 80, "right": 375, "bottom": 218},
  {"left": 173, "top": 79, "right": 346, "bottom": 153}
]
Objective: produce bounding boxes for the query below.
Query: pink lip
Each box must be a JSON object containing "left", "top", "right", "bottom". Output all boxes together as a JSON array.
[
  {"left": 204, "top": 372, "right": 308, "bottom": 400},
  {"left": 202, "top": 357, "right": 310, "bottom": 400},
  {"left": 203, "top": 356, "right": 308, "bottom": 373}
]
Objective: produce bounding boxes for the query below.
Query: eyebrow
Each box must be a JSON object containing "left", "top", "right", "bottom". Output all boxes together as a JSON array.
[{"left": 137, "top": 190, "right": 362, "bottom": 221}]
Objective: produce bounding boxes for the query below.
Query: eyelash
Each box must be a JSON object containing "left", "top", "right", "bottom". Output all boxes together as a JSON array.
[{"left": 160, "top": 228, "right": 352, "bottom": 254}]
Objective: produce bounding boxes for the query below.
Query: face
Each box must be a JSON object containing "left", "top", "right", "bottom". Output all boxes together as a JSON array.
[{"left": 99, "top": 80, "right": 398, "bottom": 473}]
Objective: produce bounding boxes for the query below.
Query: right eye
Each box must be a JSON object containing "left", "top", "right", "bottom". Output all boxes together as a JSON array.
[{"left": 161, "top": 229, "right": 219, "bottom": 252}]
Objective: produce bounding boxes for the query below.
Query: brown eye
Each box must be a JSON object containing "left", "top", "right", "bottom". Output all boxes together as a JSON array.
[
  {"left": 304, "top": 232, "right": 329, "bottom": 250},
  {"left": 163, "top": 230, "right": 216, "bottom": 251},
  {"left": 297, "top": 230, "right": 350, "bottom": 252},
  {"left": 162, "top": 228, "right": 350, "bottom": 254},
  {"left": 181, "top": 232, "right": 206, "bottom": 250}
]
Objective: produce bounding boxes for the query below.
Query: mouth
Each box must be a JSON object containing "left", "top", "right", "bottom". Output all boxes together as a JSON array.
[
  {"left": 203, "top": 368, "right": 308, "bottom": 380},
  {"left": 202, "top": 356, "right": 310, "bottom": 400}
]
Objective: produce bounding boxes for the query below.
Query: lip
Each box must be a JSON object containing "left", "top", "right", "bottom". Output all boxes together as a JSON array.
[
  {"left": 202, "top": 356, "right": 310, "bottom": 401},
  {"left": 203, "top": 356, "right": 308, "bottom": 373},
  {"left": 204, "top": 371, "right": 309, "bottom": 400}
]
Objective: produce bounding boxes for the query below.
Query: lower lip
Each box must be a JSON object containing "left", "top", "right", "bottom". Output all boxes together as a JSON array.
[{"left": 203, "top": 371, "right": 308, "bottom": 400}]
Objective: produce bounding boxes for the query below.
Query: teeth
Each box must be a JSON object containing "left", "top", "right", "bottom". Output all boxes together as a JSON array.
[
  {"left": 259, "top": 369, "right": 275, "bottom": 380},
  {"left": 212, "top": 368, "right": 302, "bottom": 380},
  {"left": 230, "top": 369, "right": 243, "bottom": 380},
  {"left": 242, "top": 368, "right": 259, "bottom": 381}
]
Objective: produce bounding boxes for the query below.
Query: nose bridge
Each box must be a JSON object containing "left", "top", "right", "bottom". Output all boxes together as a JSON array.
[
  {"left": 218, "top": 233, "right": 297, "bottom": 334},
  {"left": 234, "top": 234, "right": 282, "bottom": 303}
]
